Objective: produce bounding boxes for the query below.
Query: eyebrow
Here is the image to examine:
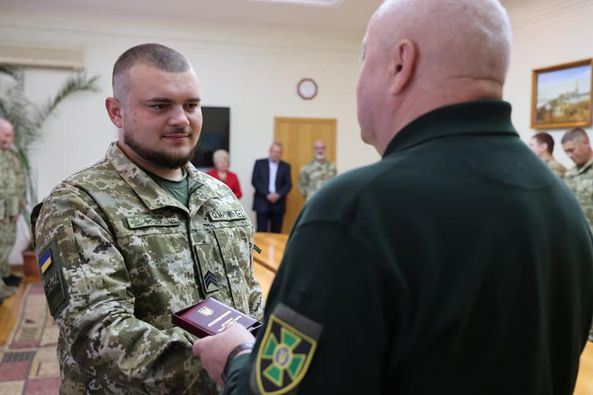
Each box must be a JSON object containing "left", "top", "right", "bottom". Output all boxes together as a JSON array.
[{"left": 146, "top": 97, "right": 201, "bottom": 103}]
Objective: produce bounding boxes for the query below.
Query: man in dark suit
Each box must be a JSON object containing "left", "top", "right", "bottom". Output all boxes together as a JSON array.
[{"left": 251, "top": 143, "right": 292, "bottom": 233}]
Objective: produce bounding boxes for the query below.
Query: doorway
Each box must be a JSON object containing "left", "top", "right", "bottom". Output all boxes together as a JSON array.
[{"left": 274, "top": 117, "right": 337, "bottom": 233}]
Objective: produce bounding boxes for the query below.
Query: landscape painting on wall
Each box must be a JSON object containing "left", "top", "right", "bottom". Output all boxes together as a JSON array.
[{"left": 531, "top": 59, "right": 592, "bottom": 129}]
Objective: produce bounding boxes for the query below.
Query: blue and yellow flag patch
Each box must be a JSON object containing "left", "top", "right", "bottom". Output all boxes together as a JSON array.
[
  {"left": 39, "top": 249, "right": 53, "bottom": 274},
  {"left": 254, "top": 304, "right": 322, "bottom": 395}
]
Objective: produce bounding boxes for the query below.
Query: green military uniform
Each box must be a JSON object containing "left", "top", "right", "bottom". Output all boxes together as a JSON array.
[
  {"left": 298, "top": 159, "right": 336, "bottom": 200},
  {"left": 223, "top": 101, "right": 593, "bottom": 395},
  {"left": 32, "top": 142, "right": 263, "bottom": 394},
  {"left": 546, "top": 158, "right": 566, "bottom": 178},
  {"left": 564, "top": 156, "right": 593, "bottom": 341},
  {"left": 0, "top": 147, "right": 26, "bottom": 278}
]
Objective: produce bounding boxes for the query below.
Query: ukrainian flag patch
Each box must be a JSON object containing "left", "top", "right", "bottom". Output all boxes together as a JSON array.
[
  {"left": 39, "top": 249, "right": 53, "bottom": 274},
  {"left": 253, "top": 303, "right": 322, "bottom": 395}
]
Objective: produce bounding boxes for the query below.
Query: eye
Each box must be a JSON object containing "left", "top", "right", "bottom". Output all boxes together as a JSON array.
[
  {"left": 184, "top": 103, "right": 200, "bottom": 112},
  {"left": 149, "top": 104, "right": 168, "bottom": 111}
]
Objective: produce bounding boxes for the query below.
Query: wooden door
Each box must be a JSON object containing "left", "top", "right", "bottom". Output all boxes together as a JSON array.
[{"left": 274, "top": 117, "right": 337, "bottom": 233}]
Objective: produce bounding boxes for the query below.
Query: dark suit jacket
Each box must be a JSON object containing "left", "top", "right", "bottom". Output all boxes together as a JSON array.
[{"left": 251, "top": 159, "right": 292, "bottom": 214}]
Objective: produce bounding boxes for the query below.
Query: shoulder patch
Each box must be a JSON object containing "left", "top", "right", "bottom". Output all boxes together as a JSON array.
[
  {"left": 39, "top": 245, "right": 68, "bottom": 317},
  {"left": 252, "top": 303, "right": 322, "bottom": 395}
]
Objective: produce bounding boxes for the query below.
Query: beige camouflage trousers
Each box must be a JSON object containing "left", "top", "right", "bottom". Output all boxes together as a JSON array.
[{"left": 0, "top": 221, "right": 17, "bottom": 278}]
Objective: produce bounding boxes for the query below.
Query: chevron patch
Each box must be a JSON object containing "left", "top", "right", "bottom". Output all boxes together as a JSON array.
[{"left": 203, "top": 271, "right": 220, "bottom": 293}]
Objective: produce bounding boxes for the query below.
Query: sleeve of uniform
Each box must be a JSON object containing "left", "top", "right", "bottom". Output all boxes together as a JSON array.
[
  {"left": 223, "top": 221, "right": 396, "bottom": 394},
  {"left": 34, "top": 183, "right": 205, "bottom": 392},
  {"left": 245, "top": 225, "right": 264, "bottom": 321},
  {"left": 298, "top": 166, "right": 307, "bottom": 196}
]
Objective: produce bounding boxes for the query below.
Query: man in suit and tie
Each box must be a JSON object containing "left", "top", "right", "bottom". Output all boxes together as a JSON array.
[{"left": 251, "top": 143, "right": 292, "bottom": 233}]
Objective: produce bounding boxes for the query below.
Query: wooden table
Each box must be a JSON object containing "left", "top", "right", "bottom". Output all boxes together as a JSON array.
[{"left": 252, "top": 232, "right": 288, "bottom": 299}]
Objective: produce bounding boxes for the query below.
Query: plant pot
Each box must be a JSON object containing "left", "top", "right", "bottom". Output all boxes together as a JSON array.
[{"left": 22, "top": 250, "right": 40, "bottom": 280}]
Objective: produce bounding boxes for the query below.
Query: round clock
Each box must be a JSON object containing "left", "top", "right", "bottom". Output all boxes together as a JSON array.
[{"left": 297, "top": 78, "right": 318, "bottom": 100}]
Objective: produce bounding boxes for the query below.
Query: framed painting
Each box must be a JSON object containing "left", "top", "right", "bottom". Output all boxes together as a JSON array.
[{"left": 531, "top": 59, "right": 593, "bottom": 129}]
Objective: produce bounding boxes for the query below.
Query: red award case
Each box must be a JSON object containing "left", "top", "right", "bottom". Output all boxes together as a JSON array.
[{"left": 172, "top": 297, "right": 261, "bottom": 338}]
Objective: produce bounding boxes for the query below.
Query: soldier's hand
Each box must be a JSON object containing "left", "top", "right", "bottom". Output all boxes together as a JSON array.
[{"left": 192, "top": 324, "right": 255, "bottom": 386}]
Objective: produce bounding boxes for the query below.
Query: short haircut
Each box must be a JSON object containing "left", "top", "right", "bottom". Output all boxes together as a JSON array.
[
  {"left": 212, "top": 149, "right": 229, "bottom": 163},
  {"left": 561, "top": 127, "right": 589, "bottom": 144},
  {"left": 531, "top": 133, "right": 554, "bottom": 154},
  {"left": 112, "top": 43, "right": 191, "bottom": 99}
]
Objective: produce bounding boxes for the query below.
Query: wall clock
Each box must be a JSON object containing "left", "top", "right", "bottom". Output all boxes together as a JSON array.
[{"left": 297, "top": 78, "right": 318, "bottom": 100}]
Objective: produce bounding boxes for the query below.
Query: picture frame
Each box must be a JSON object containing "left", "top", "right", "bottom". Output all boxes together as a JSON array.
[{"left": 531, "top": 59, "right": 593, "bottom": 129}]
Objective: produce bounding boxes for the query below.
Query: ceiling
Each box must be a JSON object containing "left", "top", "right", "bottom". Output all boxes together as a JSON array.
[{"left": 0, "top": 0, "right": 384, "bottom": 35}]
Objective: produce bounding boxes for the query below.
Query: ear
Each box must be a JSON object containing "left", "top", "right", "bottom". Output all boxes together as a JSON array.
[
  {"left": 389, "top": 39, "right": 417, "bottom": 95},
  {"left": 105, "top": 97, "right": 124, "bottom": 129}
]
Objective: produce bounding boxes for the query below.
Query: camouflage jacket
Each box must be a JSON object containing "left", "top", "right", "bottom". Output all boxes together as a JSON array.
[
  {"left": 32, "top": 143, "right": 263, "bottom": 394},
  {"left": 298, "top": 160, "right": 337, "bottom": 200},
  {"left": 545, "top": 158, "right": 566, "bottom": 178},
  {"left": 0, "top": 148, "right": 26, "bottom": 220},
  {"left": 565, "top": 157, "right": 593, "bottom": 231}
]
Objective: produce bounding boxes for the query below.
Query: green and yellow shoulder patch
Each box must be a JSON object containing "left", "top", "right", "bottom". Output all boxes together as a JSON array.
[{"left": 253, "top": 303, "right": 322, "bottom": 395}]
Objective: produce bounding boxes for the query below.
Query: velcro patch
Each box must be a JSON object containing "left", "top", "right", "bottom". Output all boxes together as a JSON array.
[
  {"left": 40, "top": 245, "right": 68, "bottom": 317},
  {"left": 208, "top": 210, "right": 246, "bottom": 222},
  {"left": 252, "top": 303, "right": 322, "bottom": 395},
  {"left": 126, "top": 215, "right": 180, "bottom": 229}
]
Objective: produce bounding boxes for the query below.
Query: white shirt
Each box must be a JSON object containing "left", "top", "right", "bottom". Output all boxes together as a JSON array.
[{"left": 268, "top": 159, "right": 279, "bottom": 193}]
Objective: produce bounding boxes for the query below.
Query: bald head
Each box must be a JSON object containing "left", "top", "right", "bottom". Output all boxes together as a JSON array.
[
  {"left": 373, "top": 0, "right": 511, "bottom": 86},
  {"left": 357, "top": 0, "right": 512, "bottom": 154},
  {"left": 0, "top": 118, "right": 14, "bottom": 150}
]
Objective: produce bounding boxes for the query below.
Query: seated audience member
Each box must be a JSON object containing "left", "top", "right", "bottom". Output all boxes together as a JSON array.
[
  {"left": 31, "top": 43, "right": 262, "bottom": 394},
  {"left": 529, "top": 132, "right": 566, "bottom": 177},
  {"left": 207, "top": 149, "right": 242, "bottom": 199},
  {"left": 192, "top": 0, "right": 593, "bottom": 394}
]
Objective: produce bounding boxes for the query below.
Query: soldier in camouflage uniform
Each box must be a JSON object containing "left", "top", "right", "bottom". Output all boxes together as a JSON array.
[
  {"left": 561, "top": 127, "right": 593, "bottom": 342},
  {"left": 528, "top": 132, "right": 566, "bottom": 178},
  {"left": 0, "top": 118, "right": 26, "bottom": 298},
  {"left": 298, "top": 140, "right": 337, "bottom": 200},
  {"left": 31, "top": 44, "right": 263, "bottom": 394}
]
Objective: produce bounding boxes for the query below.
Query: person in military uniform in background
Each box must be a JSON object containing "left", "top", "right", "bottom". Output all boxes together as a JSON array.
[
  {"left": 193, "top": 0, "right": 593, "bottom": 394},
  {"left": 0, "top": 118, "right": 26, "bottom": 302},
  {"left": 529, "top": 132, "right": 566, "bottom": 177},
  {"left": 298, "top": 140, "right": 337, "bottom": 200},
  {"left": 561, "top": 127, "right": 593, "bottom": 342},
  {"left": 31, "top": 43, "right": 263, "bottom": 394}
]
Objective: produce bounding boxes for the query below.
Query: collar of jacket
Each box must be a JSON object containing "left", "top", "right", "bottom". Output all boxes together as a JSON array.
[
  {"left": 575, "top": 156, "right": 593, "bottom": 175},
  {"left": 383, "top": 100, "right": 517, "bottom": 157},
  {"left": 105, "top": 142, "right": 205, "bottom": 213}
]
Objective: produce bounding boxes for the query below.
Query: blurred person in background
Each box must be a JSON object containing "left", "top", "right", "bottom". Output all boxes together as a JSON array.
[{"left": 207, "top": 149, "right": 242, "bottom": 199}]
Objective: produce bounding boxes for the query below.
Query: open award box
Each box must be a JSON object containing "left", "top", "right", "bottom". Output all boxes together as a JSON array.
[{"left": 172, "top": 297, "right": 262, "bottom": 338}]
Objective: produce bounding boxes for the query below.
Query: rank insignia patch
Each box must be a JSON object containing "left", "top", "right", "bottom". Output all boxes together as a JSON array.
[{"left": 254, "top": 303, "right": 322, "bottom": 395}]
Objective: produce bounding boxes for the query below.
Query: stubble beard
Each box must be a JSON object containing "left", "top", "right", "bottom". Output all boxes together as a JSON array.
[{"left": 124, "top": 128, "right": 198, "bottom": 169}]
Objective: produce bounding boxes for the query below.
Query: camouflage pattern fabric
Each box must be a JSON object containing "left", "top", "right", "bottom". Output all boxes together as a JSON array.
[
  {"left": 31, "top": 142, "right": 263, "bottom": 394},
  {"left": 298, "top": 160, "right": 337, "bottom": 200},
  {"left": 565, "top": 157, "right": 593, "bottom": 231},
  {"left": 545, "top": 158, "right": 566, "bottom": 178},
  {"left": 0, "top": 148, "right": 26, "bottom": 278},
  {"left": 565, "top": 156, "right": 593, "bottom": 341}
]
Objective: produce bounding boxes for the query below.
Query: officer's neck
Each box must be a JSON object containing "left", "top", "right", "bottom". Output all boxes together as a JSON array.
[{"left": 118, "top": 143, "right": 185, "bottom": 181}]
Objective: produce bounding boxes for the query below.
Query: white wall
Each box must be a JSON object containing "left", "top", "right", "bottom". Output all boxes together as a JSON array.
[
  {"left": 504, "top": 0, "right": 593, "bottom": 167},
  {"left": 1, "top": 11, "right": 380, "bottom": 265},
  {"left": 0, "top": 11, "right": 378, "bottom": 211}
]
